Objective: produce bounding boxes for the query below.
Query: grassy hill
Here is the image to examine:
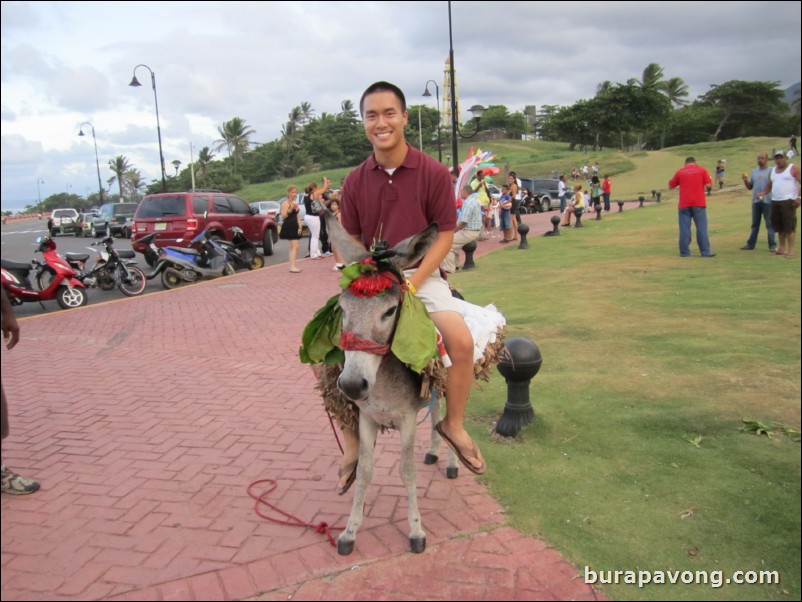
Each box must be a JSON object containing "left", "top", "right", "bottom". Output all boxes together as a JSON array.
[{"left": 237, "top": 136, "right": 793, "bottom": 202}]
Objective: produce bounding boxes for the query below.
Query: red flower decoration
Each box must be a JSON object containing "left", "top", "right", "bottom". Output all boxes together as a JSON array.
[{"left": 348, "top": 272, "right": 396, "bottom": 298}]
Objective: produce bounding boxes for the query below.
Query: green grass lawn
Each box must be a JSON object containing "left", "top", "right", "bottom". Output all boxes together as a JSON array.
[{"left": 450, "top": 184, "right": 800, "bottom": 601}]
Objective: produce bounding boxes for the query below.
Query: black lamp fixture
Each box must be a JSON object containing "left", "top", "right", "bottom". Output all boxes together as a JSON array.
[
  {"left": 171, "top": 159, "right": 182, "bottom": 176},
  {"left": 422, "top": 80, "right": 443, "bottom": 164},
  {"left": 446, "top": 1, "right": 486, "bottom": 172},
  {"left": 129, "top": 64, "right": 167, "bottom": 192},
  {"left": 78, "top": 121, "right": 105, "bottom": 202}
]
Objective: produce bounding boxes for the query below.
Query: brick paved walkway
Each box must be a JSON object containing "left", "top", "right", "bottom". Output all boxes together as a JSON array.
[{"left": 1, "top": 211, "right": 614, "bottom": 600}]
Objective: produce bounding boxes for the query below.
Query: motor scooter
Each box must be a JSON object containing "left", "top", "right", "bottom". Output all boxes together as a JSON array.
[
  {"left": 216, "top": 227, "right": 265, "bottom": 270},
  {"left": 1, "top": 236, "right": 88, "bottom": 309},
  {"left": 47, "top": 236, "right": 147, "bottom": 297},
  {"left": 136, "top": 230, "right": 235, "bottom": 289}
]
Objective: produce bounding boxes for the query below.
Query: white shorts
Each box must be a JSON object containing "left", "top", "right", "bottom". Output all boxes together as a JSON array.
[{"left": 403, "top": 269, "right": 460, "bottom": 314}]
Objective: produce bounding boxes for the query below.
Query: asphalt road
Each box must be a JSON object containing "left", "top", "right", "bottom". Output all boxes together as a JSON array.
[{"left": 1, "top": 219, "right": 294, "bottom": 318}]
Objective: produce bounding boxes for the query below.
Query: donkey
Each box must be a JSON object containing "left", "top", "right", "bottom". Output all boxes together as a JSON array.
[{"left": 320, "top": 211, "right": 458, "bottom": 556}]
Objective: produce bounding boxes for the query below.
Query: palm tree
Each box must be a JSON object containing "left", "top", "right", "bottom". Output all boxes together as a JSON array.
[
  {"left": 108, "top": 155, "right": 131, "bottom": 200},
  {"left": 595, "top": 80, "right": 615, "bottom": 97},
  {"left": 281, "top": 106, "right": 304, "bottom": 152},
  {"left": 125, "top": 169, "right": 145, "bottom": 201},
  {"left": 195, "top": 146, "right": 215, "bottom": 182},
  {"left": 660, "top": 77, "right": 690, "bottom": 107},
  {"left": 634, "top": 63, "right": 665, "bottom": 92},
  {"left": 299, "top": 101, "right": 315, "bottom": 125},
  {"left": 214, "top": 117, "right": 255, "bottom": 173}
]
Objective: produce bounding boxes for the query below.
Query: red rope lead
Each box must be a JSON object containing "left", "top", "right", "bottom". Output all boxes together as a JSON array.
[
  {"left": 247, "top": 479, "right": 341, "bottom": 547},
  {"left": 340, "top": 331, "right": 391, "bottom": 356}
]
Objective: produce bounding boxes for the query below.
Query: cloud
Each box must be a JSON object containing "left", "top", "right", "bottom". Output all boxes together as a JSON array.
[{"left": 1, "top": 0, "right": 800, "bottom": 208}]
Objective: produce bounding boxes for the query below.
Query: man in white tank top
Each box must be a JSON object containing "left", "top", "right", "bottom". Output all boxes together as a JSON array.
[{"left": 759, "top": 151, "right": 801, "bottom": 259}]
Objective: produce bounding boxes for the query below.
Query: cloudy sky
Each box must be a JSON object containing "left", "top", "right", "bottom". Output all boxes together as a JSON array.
[{"left": 2, "top": 0, "right": 800, "bottom": 210}]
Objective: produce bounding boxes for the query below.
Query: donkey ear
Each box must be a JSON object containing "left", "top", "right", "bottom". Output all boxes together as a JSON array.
[
  {"left": 388, "top": 223, "right": 439, "bottom": 271},
  {"left": 320, "top": 210, "right": 368, "bottom": 264}
]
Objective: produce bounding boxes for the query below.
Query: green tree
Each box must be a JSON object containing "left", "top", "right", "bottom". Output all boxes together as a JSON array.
[
  {"left": 480, "top": 105, "right": 511, "bottom": 131},
  {"left": 505, "top": 112, "right": 529, "bottom": 139},
  {"left": 701, "top": 80, "right": 787, "bottom": 140}
]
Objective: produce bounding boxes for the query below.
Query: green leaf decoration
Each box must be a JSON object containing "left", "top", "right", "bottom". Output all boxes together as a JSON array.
[
  {"left": 391, "top": 292, "right": 438, "bottom": 373},
  {"left": 299, "top": 294, "right": 344, "bottom": 365}
]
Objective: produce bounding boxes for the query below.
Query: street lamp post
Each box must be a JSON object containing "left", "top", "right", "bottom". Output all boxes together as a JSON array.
[
  {"left": 422, "top": 80, "right": 443, "bottom": 164},
  {"left": 171, "top": 160, "right": 182, "bottom": 177},
  {"left": 446, "top": 1, "right": 485, "bottom": 173},
  {"left": 78, "top": 121, "right": 105, "bottom": 203},
  {"left": 129, "top": 64, "right": 167, "bottom": 192},
  {"left": 36, "top": 179, "right": 44, "bottom": 205}
]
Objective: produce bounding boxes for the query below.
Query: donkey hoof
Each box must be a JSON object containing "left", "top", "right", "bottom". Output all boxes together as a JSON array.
[
  {"left": 410, "top": 536, "right": 426, "bottom": 554},
  {"left": 423, "top": 453, "right": 438, "bottom": 465},
  {"left": 446, "top": 466, "right": 459, "bottom": 479},
  {"left": 337, "top": 539, "right": 355, "bottom": 556}
]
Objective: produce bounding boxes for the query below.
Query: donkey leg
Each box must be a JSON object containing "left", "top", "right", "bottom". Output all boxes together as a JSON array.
[
  {"left": 399, "top": 413, "right": 426, "bottom": 553},
  {"left": 338, "top": 416, "right": 378, "bottom": 556},
  {"left": 424, "top": 391, "right": 441, "bottom": 465},
  {"left": 427, "top": 396, "right": 459, "bottom": 479}
]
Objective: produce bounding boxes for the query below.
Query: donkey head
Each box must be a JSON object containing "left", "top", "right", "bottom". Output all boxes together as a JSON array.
[{"left": 321, "top": 211, "right": 438, "bottom": 401}]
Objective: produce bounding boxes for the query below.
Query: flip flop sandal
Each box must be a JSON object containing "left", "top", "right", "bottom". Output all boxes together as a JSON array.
[
  {"left": 336, "top": 459, "right": 358, "bottom": 495},
  {"left": 435, "top": 421, "right": 486, "bottom": 475}
]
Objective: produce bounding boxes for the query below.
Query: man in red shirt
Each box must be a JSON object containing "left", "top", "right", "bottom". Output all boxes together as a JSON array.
[
  {"left": 338, "top": 82, "right": 485, "bottom": 487},
  {"left": 601, "top": 175, "right": 612, "bottom": 212},
  {"left": 668, "top": 157, "right": 716, "bottom": 257}
]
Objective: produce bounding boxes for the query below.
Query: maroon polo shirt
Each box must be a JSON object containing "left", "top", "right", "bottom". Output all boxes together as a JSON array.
[{"left": 341, "top": 144, "right": 456, "bottom": 248}]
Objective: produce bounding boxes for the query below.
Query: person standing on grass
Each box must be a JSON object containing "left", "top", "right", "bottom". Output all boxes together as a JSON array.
[
  {"left": 759, "top": 151, "right": 801, "bottom": 259},
  {"left": 740, "top": 153, "right": 777, "bottom": 253},
  {"left": 668, "top": 157, "right": 716, "bottom": 258},
  {"left": 601, "top": 174, "right": 612, "bottom": 212}
]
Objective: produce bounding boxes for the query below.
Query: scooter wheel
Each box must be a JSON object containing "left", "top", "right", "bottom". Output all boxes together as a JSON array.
[
  {"left": 56, "top": 286, "right": 88, "bottom": 309},
  {"left": 249, "top": 255, "right": 265, "bottom": 270},
  {"left": 161, "top": 269, "right": 183, "bottom": 290}
]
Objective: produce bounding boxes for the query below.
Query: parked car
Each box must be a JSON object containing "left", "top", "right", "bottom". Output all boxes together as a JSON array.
[
  {"left": 130, "top": 191, "right": 279, "bottom": 261},
  {"left": 518, "top": 177, "right": 573, "bottom": 212},
  {"left": 90, "top": 202, "right": 140, "bottom": 238},
  {"left": 250, "top": 200, "right": 281, "bottom": 220},
  {"left": 76, "top": 212, "right": 96, "bottom": 237},
  {"left": 47, "top": 208, "right": 79, "bottom": 236}
]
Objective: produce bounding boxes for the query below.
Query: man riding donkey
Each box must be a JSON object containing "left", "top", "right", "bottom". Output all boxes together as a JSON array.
[{"left": 303, "top": 82, "right": 498, "bottom": 493}]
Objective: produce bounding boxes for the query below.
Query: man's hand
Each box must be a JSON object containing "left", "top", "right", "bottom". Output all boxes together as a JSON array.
[{"left": 1, "top": 290, "right": 20, "bottom": 350}]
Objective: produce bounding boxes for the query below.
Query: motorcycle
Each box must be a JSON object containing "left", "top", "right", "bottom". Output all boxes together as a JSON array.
[
  {"left": 216, "top": 226, "right": 265, "bottom": 270},
  {"left": 1, "top": 236, "right": 88, "bottom": 309},
  {"left": 137, "top": 229, "right": 235, "bottom": 289},
  {"left": 44, "top": 236, "right": 147, "bottom": 297}
]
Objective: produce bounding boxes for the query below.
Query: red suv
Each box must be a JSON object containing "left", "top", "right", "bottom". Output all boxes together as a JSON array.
[{"left": 131, "top": 191, "right": 278, "bottom": 259}]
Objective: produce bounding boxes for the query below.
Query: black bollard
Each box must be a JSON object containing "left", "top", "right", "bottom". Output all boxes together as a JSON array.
[
  {"left": 495, "top": 338, "right": 542, "bottom": 438},
  {"left": 544, "top": 215, "right": 561, "bottom": 236},
  {"left": 574, "top": 207, "right": 584, "bottom": 227},
  {"left": 655, "top": 191, "right": 662, "bottom": 203},
  {"left": 594, "top": 203, "right": 603, "bottom": 220},
  {"left": 461, "top": 240, "right": 477, "bottom": 270},
  {"left": 638, "top": 195, "right": 645, "bottom": 208},
  {"left": 517, "top": 223, "right": 530, "bottom": 249},
  {"left": 617, "top": 201, "right": 625, "bottom": 213}
]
